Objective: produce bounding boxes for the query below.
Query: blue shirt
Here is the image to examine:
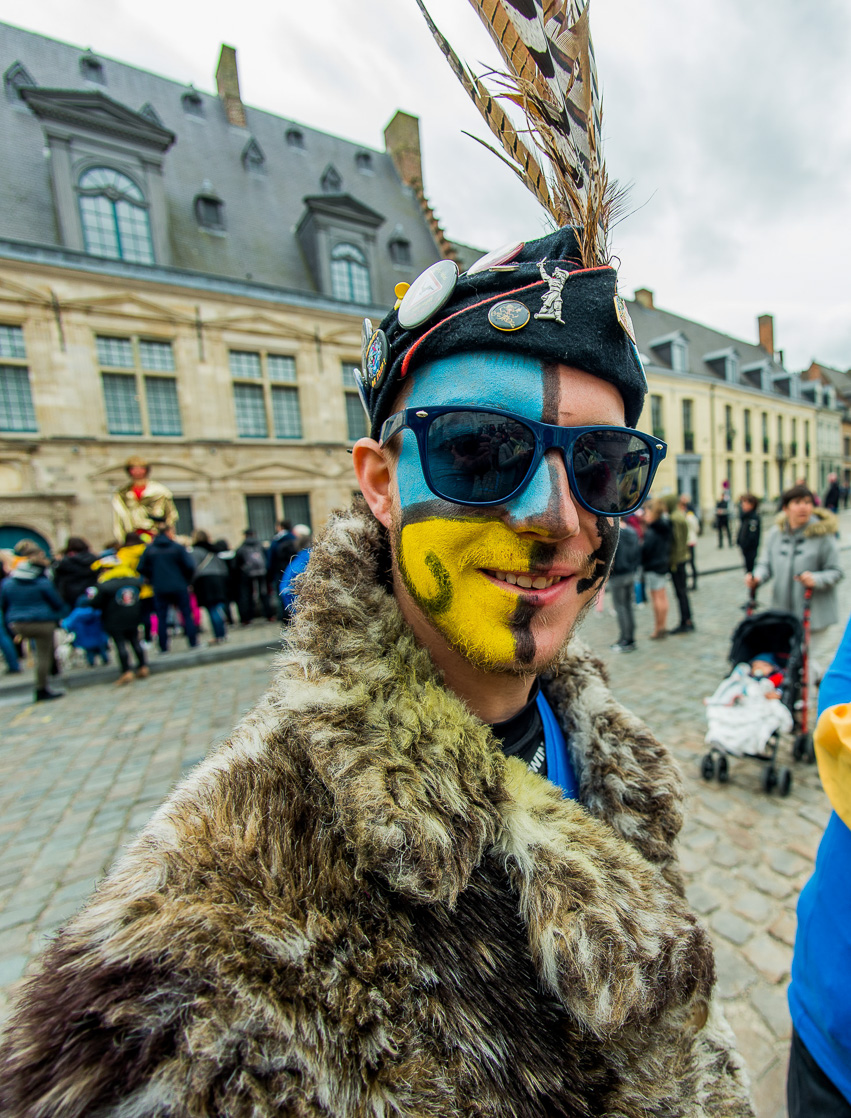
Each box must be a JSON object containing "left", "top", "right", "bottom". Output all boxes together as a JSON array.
[
  {"left": 537, "top": 690, "right": 579, "bottom": 799},
  {"left": 787, "top": 613, "right": 851, "bottom": 1103}
]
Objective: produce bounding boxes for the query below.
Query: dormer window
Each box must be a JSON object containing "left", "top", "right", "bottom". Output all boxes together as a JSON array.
[
  {"left": 4, "top": 61, "right": 36, "bottom": 102},
  {"left": 195, "top": 191, "right": 225, "bottom": 231},
  {"left": 78, "top": 167, "right": 154, "bottom": 264},
  {"left": 182, "top": 88, "right": 204, "bottom": 118},
  {"left": 331, "top": 242, "right": 371, "bottom": 303},
  {"left": 355, "top": 151, "right": 374, "bottom": 174},
  {"left": 388, "top": 229, "right": 412, "bottom": 266},
  {"left": 80, "top": 53, "right": 105, "bottom": 84},
  {"left": 286, "top": 127, "right": 305, "bottom": 150},
  {"left": 241, "top": 138, "right": 265, "bottom": 172},
  {"left": 704, "top": 347, "right": 739, "bottom": 383},
  {"left": 649, "top": 331, "right": 689, "bottom": 372},
  {"left": 321, "top": 165, "right": 343, "bottom": 194}
]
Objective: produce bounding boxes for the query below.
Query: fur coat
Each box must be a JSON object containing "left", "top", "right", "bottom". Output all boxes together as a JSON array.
[
  {"left": 753, "top": 507, "right": 841, "bottom": 631},
  {"left": 0, "top": 499, "right": 753, "bottom": 1117}
]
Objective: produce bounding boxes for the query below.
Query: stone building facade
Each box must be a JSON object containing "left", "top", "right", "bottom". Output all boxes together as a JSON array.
[{"left": 0, "top": 22, "right": 473, "bottom": 552}]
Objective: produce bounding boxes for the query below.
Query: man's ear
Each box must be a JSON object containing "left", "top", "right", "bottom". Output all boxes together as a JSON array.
[{"left": 352, "top": 439, "right": 394, "bottom": 529}]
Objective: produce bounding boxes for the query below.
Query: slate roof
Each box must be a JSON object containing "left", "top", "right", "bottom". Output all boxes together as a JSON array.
[
  {"left": 807, "top": 361, "right": 851, "bottom": 402},
  {"left": 0, "top": 20, "right": 446, "bottom": 306},
  {"left": 627, "top": 298, "right": 789, "bottom": 387}
]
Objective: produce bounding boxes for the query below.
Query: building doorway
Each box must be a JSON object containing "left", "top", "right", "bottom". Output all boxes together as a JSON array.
[
  {"left": 0, "top": 524, "right": 53, "bottom": 557},
  {"left": 676, "top": 455, "right": 702, "bottom": 514}
]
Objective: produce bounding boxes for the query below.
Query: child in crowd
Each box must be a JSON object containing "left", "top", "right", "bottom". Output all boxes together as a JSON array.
[{"left": 62, "top": 589, "right": 110, "bottom": 667}]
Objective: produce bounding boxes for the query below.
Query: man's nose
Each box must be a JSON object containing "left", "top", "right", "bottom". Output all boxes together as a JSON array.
[{"left": 506, "top": 448, "right": 581, "bottom": 538}]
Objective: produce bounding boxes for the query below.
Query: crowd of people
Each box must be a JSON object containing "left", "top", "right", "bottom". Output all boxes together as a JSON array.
[
  {"left": 607, "top": 475, "right": 843, "bottom": 663},
  {"left": 0, "top": 458, "right": 311, "bottom": 702}
]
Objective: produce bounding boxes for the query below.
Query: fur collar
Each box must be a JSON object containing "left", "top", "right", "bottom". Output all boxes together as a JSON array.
[
  {"left": 774, "top": 505, "right": 837, "bottom": 536},
  {"left": 271, "top": 498, "right": 711, "bottom": 1035}
]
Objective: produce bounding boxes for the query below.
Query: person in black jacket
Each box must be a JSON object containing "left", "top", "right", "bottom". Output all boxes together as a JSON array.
[
  {"left": 138, "top": 521, "right": 197, "bottom": 652},
  {"left": 91, "top": 564, "right": 148, "bottom": 685},
  {"left": 234, "top": 529, "right": 273, "bottom": 625},
  {"left": 53, "top": 537, "right": 98, "bottom": 610},
  {"left": 190, "top": 531, "right": 230, "bottom": 644},
  {"left": 608, "top": 522, "right": 641, "bottom": 652},
  {"left": 268, "top": 522, "right": 298, "bottom": 622},
  {"left": 641, "top": 499, "right": 673, "bottom": 640},
  {"left": 736, "top": 494, "right": 761, "bottom": 574}
]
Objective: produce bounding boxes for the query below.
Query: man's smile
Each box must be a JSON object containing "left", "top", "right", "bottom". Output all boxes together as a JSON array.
[{"left": 481, "top": 568, "right": 572, "bottom": 591}]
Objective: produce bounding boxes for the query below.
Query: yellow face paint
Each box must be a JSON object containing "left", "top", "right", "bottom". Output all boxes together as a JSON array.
[{"left": 398, "top": 516, "right": 540, "bottom": 669}]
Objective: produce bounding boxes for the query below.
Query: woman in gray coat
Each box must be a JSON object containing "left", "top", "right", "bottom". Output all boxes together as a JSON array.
[{"left": 746, "top": 484, "right": 842, "bottom": 669}]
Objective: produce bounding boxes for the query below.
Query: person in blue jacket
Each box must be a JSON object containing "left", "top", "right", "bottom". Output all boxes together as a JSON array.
[
  {"left": 62, "top": 589, "right": 111, "bottom": 666},
  {"left": 0, "top": 540, "right": 65, "bottom": 701},
  {"left": 787, "top": 613, "right": 851, "bottom": 1116}
]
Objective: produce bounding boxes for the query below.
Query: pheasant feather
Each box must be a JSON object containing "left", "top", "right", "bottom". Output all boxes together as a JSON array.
[{"left": 415, "top": 0, "right": 622, "bottom": 267}]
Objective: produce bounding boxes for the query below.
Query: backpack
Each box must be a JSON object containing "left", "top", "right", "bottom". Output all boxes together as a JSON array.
[{"left": 239, "top": 542, "right": 267, "bottom": 578}]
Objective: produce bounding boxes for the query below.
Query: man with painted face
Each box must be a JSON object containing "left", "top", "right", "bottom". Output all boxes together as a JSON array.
[{"left": 0, "top": 228, "right": 753, "bottom": 1115}]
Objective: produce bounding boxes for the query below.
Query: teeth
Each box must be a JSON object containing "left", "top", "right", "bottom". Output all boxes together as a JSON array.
[{"left": 488, "top": 570, "right": 564, "bottom": 590}]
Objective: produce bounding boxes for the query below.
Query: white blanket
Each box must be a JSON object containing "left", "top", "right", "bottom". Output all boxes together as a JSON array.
[{"left": 704, "top": 663, "right": 793, "bottom": 756}]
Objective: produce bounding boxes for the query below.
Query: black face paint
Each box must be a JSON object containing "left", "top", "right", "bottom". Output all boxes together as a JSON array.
[
  {"left": 576, "top": 515, "right": 618, "bottom": 594},
  {"left": 402, "top": 549, "right": 454, "bottom": 616},
  {"left": 509, "top": 598, "right": 537, "bottom": 665}
]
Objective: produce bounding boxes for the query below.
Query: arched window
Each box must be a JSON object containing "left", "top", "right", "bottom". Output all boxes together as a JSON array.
[
  {"left": 331, "top": 243, "right": 370, "bottom": 304},
  {"left": 78, "top": 167, "right": 154, "bottom": 264}
]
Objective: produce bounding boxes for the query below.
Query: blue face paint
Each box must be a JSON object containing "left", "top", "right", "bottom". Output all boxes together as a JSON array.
[{"left": 396, "top": 352, "right": 553, "bottom": 517}]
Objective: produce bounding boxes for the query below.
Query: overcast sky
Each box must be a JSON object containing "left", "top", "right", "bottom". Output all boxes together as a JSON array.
[{"left": 2, "top": 0, "right": 849, "bottom": 373}]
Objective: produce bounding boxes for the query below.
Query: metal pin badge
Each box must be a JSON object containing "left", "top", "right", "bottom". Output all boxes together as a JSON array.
[
  {"left": 614, "top": 295, "right": 637, "bottom": 344},
  {"left": 488, "top": 300, "right": 530, "bottom": 332},
  {"left": 534, "top": 261, "right": 571, "bottom": 325},
  {"left": 364, "top": 329, "right": 389, "bottom": 389}
]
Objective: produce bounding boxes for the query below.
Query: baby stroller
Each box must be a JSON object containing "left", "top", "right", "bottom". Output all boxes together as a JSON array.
[{"left": 700, "top": 589, "right": 813, "bottom": 796}]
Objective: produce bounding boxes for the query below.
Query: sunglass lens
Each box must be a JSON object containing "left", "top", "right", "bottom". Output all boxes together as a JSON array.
[
  {"left": 426, "top": 411, "right": 536, "bottom": 503},
  {"left": 573, "top": 430, "right": 651, "bottom": 514}
]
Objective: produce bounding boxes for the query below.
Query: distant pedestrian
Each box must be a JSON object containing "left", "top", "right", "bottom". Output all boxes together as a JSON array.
[
  {"left": 641, "top": 500, "right": 672, "bottom": 640},
  {"left": 292, "top": 524, "right": 312, "bottom": 552},
  {"left": 665, "top": 495, "right": 695, "bottom": 633},
  {"left": 0, "top": 541, "right": 65, "bottom": 701},
  {"left": 679, "top": 495, "right": 700, "bottom": 590},
  {"left": 714, "top": 486, "right": 733, "bottom": 547},
  {"left": 53, "top": 537, "right": 98, "bottom": 610},
  {"left": 824, "top": 473, "right": 840, "bottom": 515},
  {"left": 0, "top": 550, "right": 21, "bottom": 675},
  {"left": 91, "top": 561, "right": 149, "bottom": 685},
  {"left": 138, "top": 520, "right": 197, "bottom": 652},
  {"left": 190, "top": 531, "right": 230, "bottom": 644},
  {"left": 608, "top": 520, "right": 641, "bottom": 652},
  {"left": 267, "top": 522, "right": 298, "bottom": 622},
  {"left": 234, "top": 529, "right": 272, "bottom": 625},
  {"left": 737, "top": 494, "right": 762, "bottom": 575}
]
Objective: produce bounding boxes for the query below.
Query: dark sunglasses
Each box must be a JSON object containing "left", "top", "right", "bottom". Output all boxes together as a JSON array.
[{"left": 380, "top": 405, "right": 667, "bottom": 516}]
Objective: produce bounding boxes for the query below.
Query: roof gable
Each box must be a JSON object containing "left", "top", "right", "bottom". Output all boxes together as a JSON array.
[{"left": 21, "top": 87, "right": 175, "bottom": 151}]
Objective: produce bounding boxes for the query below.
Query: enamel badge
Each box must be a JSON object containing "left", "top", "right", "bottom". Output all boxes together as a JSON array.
[
  {"left": 614, "top": 295, "right": 636, "bottom": 343},
  {"left": 397, "top": 259, "right": 459, "bottom": 329},
  {"left": 488, "top": 300, "right": 530, "bottom": 332},
  {"left": 364, "top": 329, "right": 388, "bottom": 389},
  {"left": 467, "top": 240, "right": 524, "bottom": 276},
  {"left": 352, "top": 367, "right": 370, "bottom": 418},
  {"left": 533, "top": 260, "right": 571, "bottom": 325}
]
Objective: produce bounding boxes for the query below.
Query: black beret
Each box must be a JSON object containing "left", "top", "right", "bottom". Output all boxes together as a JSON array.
[{"left": 359, "top": 226, "right": 647, "bottom": 440}]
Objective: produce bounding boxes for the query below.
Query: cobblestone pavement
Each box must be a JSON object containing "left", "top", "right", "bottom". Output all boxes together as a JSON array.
[{"left": 1, "top": 517, "right": 849, "bottom": 1117}]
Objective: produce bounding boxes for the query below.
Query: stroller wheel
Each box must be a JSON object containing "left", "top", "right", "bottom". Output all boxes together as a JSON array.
[
  {"left": 716, "top": 754, "right": 729, "bottom": 783},
  {"left": 778, "top": 766, "right": 793, "bottom": 797},
  {"left": 700, "top": 752, "right": 716, "bottom": 781},
  {"left": 762, "top": 764, "right": 778, "bottom": 794},
  {"left": 793, "top": 732, "right": 815, "bottom": 764}
]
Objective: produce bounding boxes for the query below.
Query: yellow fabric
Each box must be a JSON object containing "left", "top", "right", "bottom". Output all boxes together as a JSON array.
[
  {"left": 814, "top": 704, "right": 851, "bottom": 828},
  {"left": 92, "top": 544, "right": 153, "bottom": 598}
]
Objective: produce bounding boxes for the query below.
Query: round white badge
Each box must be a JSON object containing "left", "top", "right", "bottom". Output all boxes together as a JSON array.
[
  {"left": 397, "top": 259, "right": 459, "bottom": 330},
  {"left": 466, "top": 240, "right": 525, "bottom": 276}
]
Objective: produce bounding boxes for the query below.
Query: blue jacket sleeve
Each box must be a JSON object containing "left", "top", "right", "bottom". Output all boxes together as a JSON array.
[{"left": 818, "top": 614, "right": 851, "bottom": 716}]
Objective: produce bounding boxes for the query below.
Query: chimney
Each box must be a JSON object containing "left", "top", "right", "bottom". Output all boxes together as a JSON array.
[
  {"left": 384, "top": 110, "right": 423, "bottom": 190},
  {"left": 634, "top": 288, "right": 654, "bottom": 309},
  {"left": 215, "top": 44, "right": 245, "bottom": 128},
  {"left": 758, "top": 313, "right": 774, "bottom": 357}
]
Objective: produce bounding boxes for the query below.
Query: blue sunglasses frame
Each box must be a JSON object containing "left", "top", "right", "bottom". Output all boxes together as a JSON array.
[{"left": 380, "top": 405, "right": 667, "bottom": 516}]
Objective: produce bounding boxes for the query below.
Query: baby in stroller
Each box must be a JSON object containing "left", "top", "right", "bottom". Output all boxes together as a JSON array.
[{"left": 705, "top": 651, "right": 793, "bottom": 757}]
